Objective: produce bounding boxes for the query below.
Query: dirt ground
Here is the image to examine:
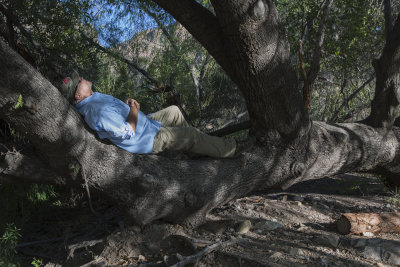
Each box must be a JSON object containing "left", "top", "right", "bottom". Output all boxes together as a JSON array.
[{"left": 15, "top": 173, "right": 400, "bottom": 266}]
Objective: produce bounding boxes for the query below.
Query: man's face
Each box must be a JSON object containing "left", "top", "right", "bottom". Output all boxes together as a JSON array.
[{"left": 74, "top": 78, "right": 93, "bottom": 103}]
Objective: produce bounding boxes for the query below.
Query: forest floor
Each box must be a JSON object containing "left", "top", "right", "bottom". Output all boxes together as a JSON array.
[{"left": 14, "top": 173, "right": 400, "bottom": 267}]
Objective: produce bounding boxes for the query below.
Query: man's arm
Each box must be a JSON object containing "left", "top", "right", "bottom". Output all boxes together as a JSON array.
[{"left": 125, "top": 98, "right": 140, "bottom": 131}]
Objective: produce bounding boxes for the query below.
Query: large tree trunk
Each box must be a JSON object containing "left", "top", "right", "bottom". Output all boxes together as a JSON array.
[{"left": 1, "top": 0, "right": 400, "bottom": 226}]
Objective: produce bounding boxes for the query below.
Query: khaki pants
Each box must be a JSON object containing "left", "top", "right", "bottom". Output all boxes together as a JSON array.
[{"left": 149, "top": 106, "right": 236, "bottom": 158}]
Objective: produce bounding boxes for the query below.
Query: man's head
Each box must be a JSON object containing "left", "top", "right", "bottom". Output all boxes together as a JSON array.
[
  {"left": 74, "top": 78, "right": 93, "bottom": 103},
  {"left": 60, "top": 71, "right": 93, "bottom": 104}
]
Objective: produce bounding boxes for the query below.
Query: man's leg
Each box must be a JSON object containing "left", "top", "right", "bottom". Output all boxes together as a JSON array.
[
  {"left": 153, "top": 126, "right": 236, "bottom": 158},
  {"left": 147, "top": 105, "right": 189, "bottom": 127}
]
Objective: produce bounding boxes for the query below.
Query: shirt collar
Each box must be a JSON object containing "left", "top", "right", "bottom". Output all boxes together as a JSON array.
[{"left": 74, "top": 92, "right": 96, "bottom": 109}]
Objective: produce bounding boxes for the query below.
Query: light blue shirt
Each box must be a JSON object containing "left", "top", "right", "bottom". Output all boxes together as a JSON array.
[{"left": 75, "top": 92, "right": 161, "bottom": 153}]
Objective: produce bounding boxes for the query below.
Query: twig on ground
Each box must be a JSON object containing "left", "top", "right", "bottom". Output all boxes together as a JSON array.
[{"left": 80, "top": 257, "right": 106, "bottom": 267}]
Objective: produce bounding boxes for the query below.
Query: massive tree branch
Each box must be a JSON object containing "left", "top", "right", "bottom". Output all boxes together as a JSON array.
[
  {"left": 365, "top": 13, "right": 400, "bottom": 130},
  {"left": 1, "top": 37, "right": 400, "bottom": 226},
  {"left": 209, "top": 0, "right": 309, "bottom": 139}
]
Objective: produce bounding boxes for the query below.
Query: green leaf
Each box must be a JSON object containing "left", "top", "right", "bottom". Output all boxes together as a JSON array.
[{"left": 14, "top": 94, "right": 23, "bottom": 109}]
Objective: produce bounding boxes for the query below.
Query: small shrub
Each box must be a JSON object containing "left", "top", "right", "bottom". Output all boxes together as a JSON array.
[
  {"left": 0, "top": 223, "right": 21, "bottom": 266},
  {"left": 31, "top": 258, "right": 42, "bottom": 267}
]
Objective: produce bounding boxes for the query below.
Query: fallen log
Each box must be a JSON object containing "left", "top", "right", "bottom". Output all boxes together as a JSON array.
[{"left": 336, "top": 212, "right": 400, "bottom": 235}]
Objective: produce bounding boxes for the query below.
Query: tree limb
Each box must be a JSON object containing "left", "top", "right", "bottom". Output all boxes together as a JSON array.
[
  {"left": 307, "top": 0, "right": 334, "bottom": 86},
  {"left": 210, "top": 0, "right": 308, "bottom": 137},
  {"left": 209, "top": 121, "right": 251, "bottom": 137},
  {"left": 329, "top": 74, "right": 375, "bottom": 122},
  {"left": 81, "top": 34, "right": 159, "bottom": 86},
  {"left": 365, "top": 13, "right": 400, "bottom": 129},
  {"left": 384, "top": 0, "right": 393, "bottom": 42},
  {"left": 298, "top": 40, "right": 310, "bottom": 112},
  {"left": 208, "top": 112, "right": 250, "bottom": 137}
]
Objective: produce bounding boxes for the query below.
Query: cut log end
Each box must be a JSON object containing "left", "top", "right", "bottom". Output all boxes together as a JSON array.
[
  {"left": 336, "top": 212, "right": 400, "bottom": 235},
  {"left": 336, "top": 215, "right": 352, "bottom": 235}
]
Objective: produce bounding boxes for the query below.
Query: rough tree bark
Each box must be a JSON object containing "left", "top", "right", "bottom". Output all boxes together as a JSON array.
[{"left": 1, "top": 0, "right": 400, "bottom": 226}]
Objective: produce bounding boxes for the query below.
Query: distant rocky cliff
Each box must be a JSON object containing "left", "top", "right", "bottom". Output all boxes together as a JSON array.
[{"left": 116, "top": 24, "right": 190, "bottom": 66}]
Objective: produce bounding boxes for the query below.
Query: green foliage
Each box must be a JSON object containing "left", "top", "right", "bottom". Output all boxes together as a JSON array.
[
  {"left": 7, "top": 124, "right": 27, "bottom": 144},
  {"left": 69, "top": 163, "right": 81, "bottom": 175},
  {"left": 276, "top": 0, "right": 388, "bottom": 122},
  {"left": 13, "top": 95, "right": 23, "bottom": 110},
  {"left": 3, "top": 0, "right": 99, "bottom": 79},
  {"left": 27, "top": 184, "right": 57, "bottom": 204},
  {"left": 5, "top": 0, "right": 397, "bottom": 125},
  {"left": 31, "top": 258, "right": 43, "bottom": 267},
  {"left": 387, "top": 186, "right": 400, "bottom": 207},
  {"left": 0, "top": 184, "right": 60, "bottom": 265},
  {"left": 0, "top": 184, "right": 58, "bottom": 232},
  {"left": 0, "top": 223, "right": 21, "bottom": 267}
]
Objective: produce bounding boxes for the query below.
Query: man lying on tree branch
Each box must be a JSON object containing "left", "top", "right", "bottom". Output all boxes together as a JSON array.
[{"left": 60, "top": 71, "right": 252, "bottom": 158}]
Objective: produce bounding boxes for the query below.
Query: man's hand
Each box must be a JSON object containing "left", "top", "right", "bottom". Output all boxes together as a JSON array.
[
  {"left": 125, "top": 98, "right": 139, "bottom": 132},
  {"left": 125, "top": 98, "right": 140, "bottom": 110}
]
